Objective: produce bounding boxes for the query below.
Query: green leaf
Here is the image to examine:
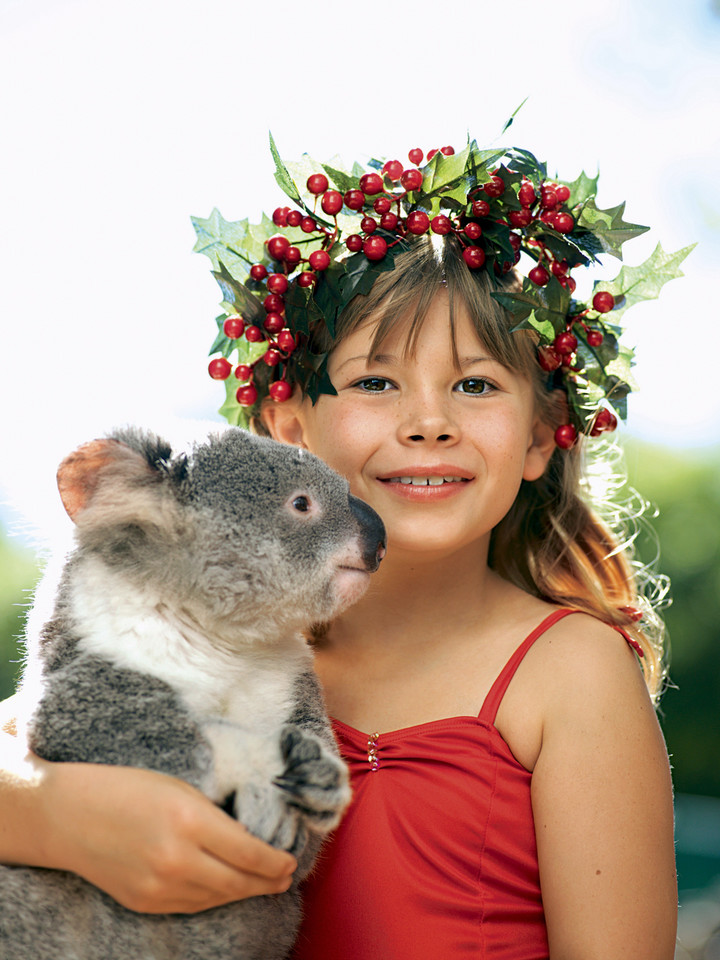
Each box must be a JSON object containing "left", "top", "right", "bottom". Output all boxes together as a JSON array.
[
  {"left": 592, "top": 242, "right": 696, "bottom": 323},
  {"left": 505, "top": 147, "right": 547, "bottom": 183},
  {"left": 269, "top": 131, "right": 303, "bottom": 207},
  {"left": 576, "top": 198, "right": 649, "bottom": 260},
  {"left": 192, "top": 209, "right": 254, "bottom": 274},
  {"left": 321, "top": 162, "right": 356, "bottom": 195},
  {"left": 561, "top": 170, "right": 599, "bottom": 208},
  {"left": 500, "top": 97, "right": 529, "bottom": 136},
  {"left": 212, "top": 261, "right": 264, "bottom": 320}
]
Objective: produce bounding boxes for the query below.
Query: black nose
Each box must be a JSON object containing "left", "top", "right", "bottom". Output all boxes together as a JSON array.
[{"left": 350, "top": 495, "right": 386, "bottom": 572}]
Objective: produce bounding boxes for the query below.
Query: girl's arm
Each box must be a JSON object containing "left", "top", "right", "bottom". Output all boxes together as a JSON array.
[
  {"left": 530, "top": 617, "right": 677, "bottom": 960},
  {"left": 0, "top": 699, "right": 297, "bottom": 914}
]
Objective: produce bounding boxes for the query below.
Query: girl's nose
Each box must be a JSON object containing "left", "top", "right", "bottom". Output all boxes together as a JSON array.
[{"left": 398, "top": 398, "right": 459, "bottom": 445}]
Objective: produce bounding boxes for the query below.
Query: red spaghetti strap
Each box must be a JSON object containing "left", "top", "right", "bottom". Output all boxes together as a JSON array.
[{"left": 478, "top": 608, "right": 581, "bottom": 725}]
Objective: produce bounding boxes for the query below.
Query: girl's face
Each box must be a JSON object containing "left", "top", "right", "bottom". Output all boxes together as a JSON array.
[{"left": 266, "top": 290, "right": 555, "bottom": 560}]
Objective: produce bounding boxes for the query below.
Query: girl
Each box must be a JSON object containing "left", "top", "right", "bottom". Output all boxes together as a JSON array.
[{"left": 1, "top": 140, "right": 679, "bottom": 958}]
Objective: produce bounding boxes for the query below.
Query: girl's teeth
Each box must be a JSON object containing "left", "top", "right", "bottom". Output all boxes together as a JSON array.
[{"left": 393, "top": 476, "right": 463, "bottom": 486}]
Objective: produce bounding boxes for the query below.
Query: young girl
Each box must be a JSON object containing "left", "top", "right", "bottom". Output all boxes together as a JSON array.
[{"left": 1, "top": 140, "right": 681, "bottom": 958}]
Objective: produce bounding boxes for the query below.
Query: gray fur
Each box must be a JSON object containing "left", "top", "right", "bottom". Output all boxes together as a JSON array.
[{"left": 0, "top": 426, "right": 385, "bottom": 960}]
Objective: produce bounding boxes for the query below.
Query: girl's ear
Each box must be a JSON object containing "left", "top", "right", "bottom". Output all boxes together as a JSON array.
[
  {"left": 522, "top": 416, "right": 558, "bottom": 482},
  {"left": 260, "top": 390, "right": 308, "bottom": 447}
]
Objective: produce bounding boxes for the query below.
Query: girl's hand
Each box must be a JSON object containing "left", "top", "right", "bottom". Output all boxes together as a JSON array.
[
  {"left": 0, "top": 720, "right": 297, "bottom": 914},
  {"left": 43, "top": 761, "right": 298, "bottom": 913}
]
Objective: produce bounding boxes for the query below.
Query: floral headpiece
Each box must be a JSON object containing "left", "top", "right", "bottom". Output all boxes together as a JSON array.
[{"left": 193, "top": 134, "right": 692, "bottom": 447}]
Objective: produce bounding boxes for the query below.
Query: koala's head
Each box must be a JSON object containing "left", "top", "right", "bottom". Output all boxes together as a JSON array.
[{"left": 57, "top": 427, "right": 386, "bottom": 644}]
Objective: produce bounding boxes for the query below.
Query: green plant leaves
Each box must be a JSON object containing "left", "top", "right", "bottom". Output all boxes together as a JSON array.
[
  {"left": 576, "top": 198, "right": 649, "bottom": 260},
  {"left": 593, "top": 242, "right": 696, "bottom": 323}
]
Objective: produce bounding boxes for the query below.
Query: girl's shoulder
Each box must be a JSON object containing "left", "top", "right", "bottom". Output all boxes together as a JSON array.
[{"left": 495, "top": 605, "right": 654, "bottom": 772}]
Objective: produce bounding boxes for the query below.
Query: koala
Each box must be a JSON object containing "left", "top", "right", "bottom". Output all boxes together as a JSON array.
[{"left": 0, "top": 426, "right": 386, "bottom": 960}]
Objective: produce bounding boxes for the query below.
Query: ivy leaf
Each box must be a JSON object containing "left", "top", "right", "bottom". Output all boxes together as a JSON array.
[
  {"left": 576, "top": 198, "right": 649, "bottom": 260},
  {"left": 592, "top": 242, "right": 696, "bottom": 324}
]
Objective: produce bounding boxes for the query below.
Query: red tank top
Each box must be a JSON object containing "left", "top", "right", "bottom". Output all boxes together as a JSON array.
[{"left": 291, "top": 608, "right": 584, "bottom": 960}]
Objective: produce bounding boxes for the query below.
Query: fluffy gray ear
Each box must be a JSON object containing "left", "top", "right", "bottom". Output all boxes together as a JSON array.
[{"left": 57, "top": 438, "right": 159, "bottom": 522}]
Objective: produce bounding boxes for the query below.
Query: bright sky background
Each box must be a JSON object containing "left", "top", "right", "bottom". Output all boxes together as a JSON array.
[{"left": 1, "top": 0, "right": 719, "bottom": 545}]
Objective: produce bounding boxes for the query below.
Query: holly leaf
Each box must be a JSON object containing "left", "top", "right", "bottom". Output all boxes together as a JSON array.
[
  {"left": 592, "top": 242, "right": 696, "bottom": 323},
  {"left": 269, "top": 131, "right": 304, "bottom": 207},
  {"left": 192, "top": 209, "right": 255, "bottom": 274},
  {"left": 576, "top": 198, "right": 649, "bottom": 259},
  {"left": 212, "top": 261, "right": 264, "bottom": 320},
  {"left": 505, "top": 147, "right": 547, "bottom": 183},
  {"left": 500, "top": 98, "right": 529, "bottom": 135},
  {"left": 561, "top": 170, "right": 599, "bottom": 208},
  {"left": 321, "top": 162, "right": 356, "bottom": 195}
]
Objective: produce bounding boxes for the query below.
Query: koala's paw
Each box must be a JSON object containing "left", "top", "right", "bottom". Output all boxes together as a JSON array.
[
  {"left": 273, "top": 726, "right": 351, "bottom": 832},
  {"left": 234, "top": 783, "right": 309, "bottom": 858}
]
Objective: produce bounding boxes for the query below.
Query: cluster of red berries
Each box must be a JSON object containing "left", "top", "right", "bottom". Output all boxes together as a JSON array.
[
  {"left": 207, "top": 300, "right": 296, "bottom": 407},
  {"left": 541, "top": 289, "right": 618, "bottom": 448}
]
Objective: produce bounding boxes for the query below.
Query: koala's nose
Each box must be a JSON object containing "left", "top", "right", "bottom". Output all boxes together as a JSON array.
[{"left": 349, "top": 495, "right": 386, "bottom": 572}]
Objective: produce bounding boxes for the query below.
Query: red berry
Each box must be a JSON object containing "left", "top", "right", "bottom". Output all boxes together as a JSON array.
[
  {"left": 269, "top": 380, "right": 293, "bottom": 402},
  {"left": 277, "top": 330, "right": 296, "bottom": 353},
  {"left": 590, "top": 408, "right": 618, "bottom": 436},
  {"left": 236, "top": 383, "right": 258, "bottom": 406},
  {"left": 427, "top": 148, "right": 438, "bottom": 161},
  {"left": 592, "top": 291, "right": 615, "bottom": 313},
  {"left": 400, "top": 168, "right": 423, "bottom": 191},
  {"left": 309, "top": 249, "right": 331, "bottom": 271},
  {"left": 553, "top": 212, "right": 575, "bottom": 234},
  {"left": 263, "top": 348, "right": 282, "bottom": 366},
  {"left": 363, "top": 236, "right": 388, "bottom": 260},
  {"left": 343, "top": 189, "right": 365, "bottom": 210},
  {"left": 529, "top": 265, "right": 550, "bottom": 286},
  {"left": 537, "top": 345, "right": 562, "bottom": 372},
  {"left": 554, "top": 331, "right": 578, "bottom": 355},
  {"left": 555, "top": 184, "right": 571, "bottom": 202},
  {"left": 360, "top": 216, "right": 377, "bottom": 233},
  {"left": 283, "top": 246, "right": 301, "bottom": 266},
  {"left": 509, "top": 209, "right": 533, "bottom": 228},
  {"left": 300, "top": 216, "right": 316, "bottom": 233},
  {"left": 586, "top": 329, "right": 604, "bottom": 347},
  {"left": 286, "top": 210, "right": 302, "bottom": 227},
  {"left": 462, "top": 246, "right": 486, "bottom": 269},
  {"left": 263, "top": 313, "right": 284, "bottom": 333},
  {"left": 346, "top": 234, "right": 363, "bottom": 252},
  {"left": 561, "top": 276, "right": 577, "bottom": 293},
  {"left": 380, "top": 212, "right": 399, "bottom": 231},
  {"left": 408, "top": 148, "right": 423, "bottom": 165},
  {"left": 306, "top": 173, "right": 329, "bottom": 195},
  {"left": 540, "top": 210, "right": 557, "bottom": 225},
  {"left": 440, "top": 145, "right": 455, "bottom": 156},
  {"left": 321, "top": 190, "right": 343, "bottom": 215},
  {"left": 472, "top": 199, "right": 490, "bottom": 217},
  {"left": 250, "top": 263, "right": 268, "bottom": 281},
  {"left": 373, "top": 196, "right": 392, "bottom": 214},
  {"left": 359, "top": 173, "right": 384, "bottom": 195},
  {"left": 234, "top": 364, "right": 252, "bottom": 381},
  {"left": 208, "top": 357, "right": 232, "bottom": 380},
  {"left": 223, "top": 316, "right": 245, "bottom": 339},
  {"left": 297, "top": 271, "right": 316, "bottom": 287},
  {"left": 430, "top": 214, "right": 452, "bottom": 235},
  {"left": 266, "top": 273, "right": 289, "bottom": 294},
  {"left": 509, "top": 232, "right": 522, "bottom": 252},
  {"left": 406, "top": 211, "right": 429, "bottom": 235},
  {"left": 263, "top": 293, "right": 285, "bottom": 313},
  {"left": 518, "top": 182, "right": 536, "bottom": 207},
  {"left": 554, "top": 424, "right": 578, "bottom": 449},
  {"left": 272, "top": 207, "right": 290, "bottom": 226},
  {"left": 483, "top": 176, "right": 505, "bottom": 198},
  {"left": 540, "top": 186, "right": 558, "bottom": 209},
  {"left": 551, "top": 259, "right": 569, "bottom": 277},
  {"left": 382, "top": 159, "right": 404, "bottom": 181},
  {"left": 464, "top": 221, "right": 482, "bottom": 240},
  {"left": 267, "top": 234, "right": 290, "bottom": 261},
  {"left": 245, "top": 325, "right": 263, "bottom": 342}
]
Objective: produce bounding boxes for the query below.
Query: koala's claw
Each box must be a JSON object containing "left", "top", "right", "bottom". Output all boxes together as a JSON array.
[{"left": 275, "top": 726, "right": 350, "bottom": 828}]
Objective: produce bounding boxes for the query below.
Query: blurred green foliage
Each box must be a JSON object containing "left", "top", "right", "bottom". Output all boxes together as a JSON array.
[{"left": 0, "top": 440, "right": 719, "bottom": 799}]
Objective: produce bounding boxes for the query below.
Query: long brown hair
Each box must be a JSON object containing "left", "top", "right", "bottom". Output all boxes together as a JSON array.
[{"left": 261, "top": 236, "right": 668, "bottom": 700}]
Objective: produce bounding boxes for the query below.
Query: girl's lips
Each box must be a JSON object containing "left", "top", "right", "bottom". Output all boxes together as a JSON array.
[{"left": 376, "top": 474, "right": 472, "bottom": 501}]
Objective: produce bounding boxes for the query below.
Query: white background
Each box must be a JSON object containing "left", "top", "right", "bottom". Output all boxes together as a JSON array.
[{"left": 1, "top": 0, "right": 718, "bottom": 544}]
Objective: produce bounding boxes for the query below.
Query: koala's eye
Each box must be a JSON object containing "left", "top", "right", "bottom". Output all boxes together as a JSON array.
[{"left": 292, "top": 496, "right": 310, "bottom": 513}]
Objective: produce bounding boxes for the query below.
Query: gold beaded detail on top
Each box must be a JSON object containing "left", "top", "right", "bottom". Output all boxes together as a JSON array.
[{"left": 367, "top": 732, "right": 380, "bottom": 772}]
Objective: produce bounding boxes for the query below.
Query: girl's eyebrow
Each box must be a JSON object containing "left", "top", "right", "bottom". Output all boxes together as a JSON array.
[{"left": 334, "top": 353, "right": 399, "bottom": 372}]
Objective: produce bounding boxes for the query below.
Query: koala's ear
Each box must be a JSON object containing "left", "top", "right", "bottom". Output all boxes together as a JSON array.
[{"left": 57, "top": 438, "right": 155, "bottom": 521}]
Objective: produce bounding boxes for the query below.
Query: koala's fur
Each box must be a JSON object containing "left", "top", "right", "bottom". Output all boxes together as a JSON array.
[{"left": 0, "top": 426, "right": 385, "bottom": 960}]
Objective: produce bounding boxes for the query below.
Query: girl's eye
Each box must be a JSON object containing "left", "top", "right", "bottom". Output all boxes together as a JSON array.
[
  {"left": 354, "top": 377, "right": 393, "bottom": 392},
  {"left": 456, "top": 377, "right": 495, "bottom": 396}
]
